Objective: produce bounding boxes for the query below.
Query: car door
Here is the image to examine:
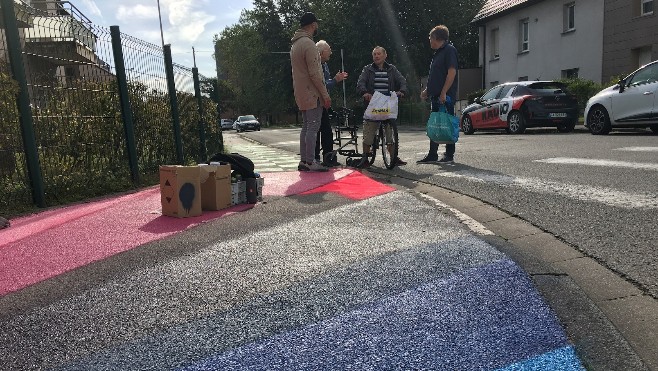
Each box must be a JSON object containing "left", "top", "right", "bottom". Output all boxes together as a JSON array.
[
  {"left": 611, "top": 62, "right": 658, "bottom": 124},
  {"left": 472, "top": 85, "right": 504, "bottom": 129}
]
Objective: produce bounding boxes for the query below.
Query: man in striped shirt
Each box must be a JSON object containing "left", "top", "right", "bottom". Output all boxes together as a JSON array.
[{"left": 356, "top": 46, "right": 408, "bottom": 168}]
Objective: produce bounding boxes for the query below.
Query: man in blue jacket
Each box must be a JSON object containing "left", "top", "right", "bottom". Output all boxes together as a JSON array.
[
  {"left": 419, "top": 25, "right": 459, "bottom": 164},
  {"left": 315, "top": 40, "right": 348, "bottom": 167}
]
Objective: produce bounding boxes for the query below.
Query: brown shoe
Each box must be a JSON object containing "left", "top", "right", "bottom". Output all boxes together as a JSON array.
[{"left": 395, "top": 158, "right": 407, "bottom": 166}]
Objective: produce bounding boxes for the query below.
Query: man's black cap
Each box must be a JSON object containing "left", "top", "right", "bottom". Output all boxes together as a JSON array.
[{"left": 300, "top": 12, "right": 320, "bottom": 27}]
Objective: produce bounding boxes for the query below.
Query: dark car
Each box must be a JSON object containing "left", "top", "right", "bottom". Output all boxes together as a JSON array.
[
  {"left": 461, "top": 81, "right": 579, "bottom": 134},
  {"left": 234, "top": 115, "right": 261, "bottom": 132}
]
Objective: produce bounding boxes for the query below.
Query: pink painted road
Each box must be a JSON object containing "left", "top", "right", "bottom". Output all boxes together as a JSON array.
[{"left": 0, "top": 169, "right": 394, "bottom": 296}]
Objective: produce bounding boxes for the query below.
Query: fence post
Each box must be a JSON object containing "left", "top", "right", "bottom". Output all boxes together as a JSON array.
[
  {"left": 192, "top": 67, "right": 207, "bottom": 162},
  {"left": 163, "top": 44, "right": 184, "bottom": 164},
  {"left": 110, "top": 26, "right": 139, "bottom": 184},
  {"left": 1, "top": 0, "right": 45, "bottom": 207}
]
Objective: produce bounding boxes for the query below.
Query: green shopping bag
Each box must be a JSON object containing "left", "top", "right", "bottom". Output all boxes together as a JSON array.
[{"left": 426, "top": 105, "right": 459, "bottom": 144}]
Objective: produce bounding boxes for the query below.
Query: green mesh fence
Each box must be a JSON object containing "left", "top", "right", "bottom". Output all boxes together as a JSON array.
[{"left": 0, "top": 1, "right": 220, "bottom": 216}]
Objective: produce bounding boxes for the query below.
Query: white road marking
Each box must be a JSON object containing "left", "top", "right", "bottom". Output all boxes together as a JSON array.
[
  {"left": 269, "top": 140, "right": 299, "bottom": 146},
  {"left": 534, "top": 157, "right": 658, "bottom": 171},
  {"left": 435, "top": 170, "right": 658, "bottom": 209},
  {"left": 418, "top": 193, "right": 495, "bottom": 236},
  {"left": 614, "top": 147, "right": 658, "bottom": 152}
]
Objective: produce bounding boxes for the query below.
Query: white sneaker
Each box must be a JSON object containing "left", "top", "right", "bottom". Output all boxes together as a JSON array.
[{"left": 306, "top": 160, "right": 329, "bottom": 172}]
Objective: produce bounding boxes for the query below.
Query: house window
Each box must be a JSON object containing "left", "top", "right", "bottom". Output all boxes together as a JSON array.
[
  {"left": 564, "top": 2, "right": 575, "bottom": 31},
  {"left": 561, "top": 68, "right": 579, "bottom": 79},
  {"left": 490, "top": 28, "right": 500, "bottom": 60},
  {"left": 641, "top": 0, "right": 653, "bottom": 15},
  {"left": 519, "top": 19, "right": 529, "bottom": 52},
  {"left": 518, "top": 76, "right": 529, "bottom": 81}
]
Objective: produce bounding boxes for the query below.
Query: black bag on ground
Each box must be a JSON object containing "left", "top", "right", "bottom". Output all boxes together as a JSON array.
[{"left": 208, "top": 152, "right": 256, "bottom": 179}]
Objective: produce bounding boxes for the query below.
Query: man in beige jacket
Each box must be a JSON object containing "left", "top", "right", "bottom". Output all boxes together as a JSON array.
[{"left": 290, "top": 12, "right": 331, "bottom": 172}]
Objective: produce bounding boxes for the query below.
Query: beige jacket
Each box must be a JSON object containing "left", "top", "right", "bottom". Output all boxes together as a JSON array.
[{"left": 290, "top": 29, "right": 329, "bottom": 111}]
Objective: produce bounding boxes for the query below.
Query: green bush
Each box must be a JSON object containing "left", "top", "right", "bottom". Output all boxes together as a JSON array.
[
  {"left": 467, "top": 88, "right": 486, "bottom": 104},
  {"left": 557, "top": 78, "right": 604, "bottom": 114},
  {"left": 0, "top": 69, "right": 219, "bottom": 216}
]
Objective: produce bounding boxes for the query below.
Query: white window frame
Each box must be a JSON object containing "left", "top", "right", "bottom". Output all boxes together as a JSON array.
[
  {"left": 641, "top": 0, "right": 653, "bottom": 16},
  {"left": 564, "top": 2, "right": 576, "bottom": 32},
  {"left": 490, "top": 28, "right": 500, "bottom": 60},
  {"left": 519, "top": 19, "right": 529, "bottom": 53}
]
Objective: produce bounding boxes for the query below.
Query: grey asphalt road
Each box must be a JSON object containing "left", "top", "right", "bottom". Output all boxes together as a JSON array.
[{"left": 240, "top": 126, "right": 658, "bottom": 299}]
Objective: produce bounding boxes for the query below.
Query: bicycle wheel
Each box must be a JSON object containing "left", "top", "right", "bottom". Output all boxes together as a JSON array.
[
  {"left": 367, "top": 130, "right": 377, "bottom": 166},
  {"left": 381, "top": 120, "right": 398, "bottom": 169}
]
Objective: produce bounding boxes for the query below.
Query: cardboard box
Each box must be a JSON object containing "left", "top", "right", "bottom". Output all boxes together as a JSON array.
[
  {"left": 200, "top": 164, "right": 232, "bottom": 211},
  {"left": 160, "top": 165, "right": 202, "bottom": 218}
]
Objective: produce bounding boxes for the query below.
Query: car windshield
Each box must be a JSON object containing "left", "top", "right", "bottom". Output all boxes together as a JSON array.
[
  {"left": 241, "top": 115, "right": 256, "bottom": 121},
  {"left": 526, "top": 82, "right": 568, "bottom": 95}
]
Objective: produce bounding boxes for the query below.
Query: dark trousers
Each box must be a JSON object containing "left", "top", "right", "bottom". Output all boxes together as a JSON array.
[
  {"left": 315, "top": 108, "right": 333, "bottom": 161},
  {"left": 429, "top": 96, "right": 455, "bottom": 158}
]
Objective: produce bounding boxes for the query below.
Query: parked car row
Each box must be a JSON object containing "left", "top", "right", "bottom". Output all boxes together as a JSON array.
[
  {"left": 222, "top": 62, "right": 658, "bottom": 136},
  {"left": 218, "top": 115, "right": 261, "bottom": 132},
  {"left": 461, "top": 60, "right": 658, "bottom": 135}
]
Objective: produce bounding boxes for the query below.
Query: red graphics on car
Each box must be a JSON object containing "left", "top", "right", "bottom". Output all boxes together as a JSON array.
[{"left": 461, "top": 81, "right": 579, "bottom": 134}]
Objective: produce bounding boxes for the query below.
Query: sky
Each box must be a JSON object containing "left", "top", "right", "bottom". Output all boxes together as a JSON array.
[{"left": 73, "top": 0, "right": 254, "bottom": 78}]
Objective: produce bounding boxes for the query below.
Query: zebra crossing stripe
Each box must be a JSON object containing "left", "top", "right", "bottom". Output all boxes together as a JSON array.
[
  {"left": 435, "top": 170, "right": 658, "bottom": 209},
  {"left": 613, "top": 147, "right": 658, "bottom": 152},
  {"left": 534, "top": 157, "right": 658, "bottom": 171}
]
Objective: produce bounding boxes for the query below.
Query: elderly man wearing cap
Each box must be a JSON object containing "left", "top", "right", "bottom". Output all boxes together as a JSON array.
[{"left": 291, "top": 12, "right": 331, "bottom": 172}]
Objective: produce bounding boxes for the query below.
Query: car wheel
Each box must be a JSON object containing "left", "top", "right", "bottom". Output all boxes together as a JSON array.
[
  {"left": 507, "top": 111, "right": 526, "bottom": 134},
  {"left": 587, "top": 105, "right": 611, "bottom": 135},
  {"left": 650, "top": 125, "right": 658, "bottom": 134},
  {"left": 461, "top": 115, "right": 475, "bottom": 135},
  {"left": 557, "top": 121, "right": 576, "bottom": 133}
]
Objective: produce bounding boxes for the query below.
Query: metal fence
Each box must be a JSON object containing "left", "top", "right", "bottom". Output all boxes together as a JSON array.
[{"left": 0, "top": 0, "right": 222, "bottom": 216}]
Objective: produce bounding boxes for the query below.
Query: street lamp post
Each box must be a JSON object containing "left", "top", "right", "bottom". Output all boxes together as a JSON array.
[{"left": 157, "top": 0, "right": 165, "bottom": 48}]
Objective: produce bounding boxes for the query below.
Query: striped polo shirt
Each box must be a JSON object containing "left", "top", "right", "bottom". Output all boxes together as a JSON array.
[{"left": 373, "top": 69, "right": 389, "bottom": 94}]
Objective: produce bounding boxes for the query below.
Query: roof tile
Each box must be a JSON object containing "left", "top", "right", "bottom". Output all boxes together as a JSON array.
[{"left": 472, "top": 0, "right": 533, "bottom": 24}]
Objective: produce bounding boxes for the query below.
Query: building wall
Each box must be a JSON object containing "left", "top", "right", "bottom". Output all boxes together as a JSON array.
[
  {"left": 602, "top": 0, "right": 658, "bottom": 83},
  {"left": 480, "top": 0, "right": 604, "bottom": 86}
]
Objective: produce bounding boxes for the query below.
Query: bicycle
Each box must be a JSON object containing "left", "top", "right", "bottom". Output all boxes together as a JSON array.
[{"left": 326, "top": 107, "right": 399, "bottom": 170}]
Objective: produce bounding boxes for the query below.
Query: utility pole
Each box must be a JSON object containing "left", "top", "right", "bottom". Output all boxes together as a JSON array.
[{"left": 157, "top": 0, "right": 165, "bottom": 48}]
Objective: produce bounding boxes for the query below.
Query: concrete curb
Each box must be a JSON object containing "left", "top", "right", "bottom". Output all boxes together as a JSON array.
[{"left": 367, "top": 172, "right": 656, "bottom": 370}]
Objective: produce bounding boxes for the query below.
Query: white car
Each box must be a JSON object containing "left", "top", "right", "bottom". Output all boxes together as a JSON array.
[
  {"left": 585, "top": 60, "right": 658, "bottom": 135},
  {"left": 220, "top": 119, "right": 234, "bottom": 130}
]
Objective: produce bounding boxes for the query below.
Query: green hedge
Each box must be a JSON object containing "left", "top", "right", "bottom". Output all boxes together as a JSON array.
[{"left": 0, "top": 73, "right": 221, "bottom": 216}]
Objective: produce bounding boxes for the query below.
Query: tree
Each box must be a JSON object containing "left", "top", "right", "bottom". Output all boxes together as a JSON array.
[{"left": 213, "top": 0, "right": 485, "bottom": 118}]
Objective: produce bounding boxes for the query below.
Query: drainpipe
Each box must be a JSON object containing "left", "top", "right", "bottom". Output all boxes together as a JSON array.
[{"left": 481, "top": 24, "right": 486, "bottom": 89}]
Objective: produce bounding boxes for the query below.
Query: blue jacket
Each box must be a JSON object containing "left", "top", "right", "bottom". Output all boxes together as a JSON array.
[{"left": 322, "top": 63, "right": 337, "bottom": 90}]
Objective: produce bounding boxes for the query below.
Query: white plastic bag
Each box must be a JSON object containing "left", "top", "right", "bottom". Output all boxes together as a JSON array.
[{"left": 363, "top": 91, "right": 398, "bottom": 121}]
